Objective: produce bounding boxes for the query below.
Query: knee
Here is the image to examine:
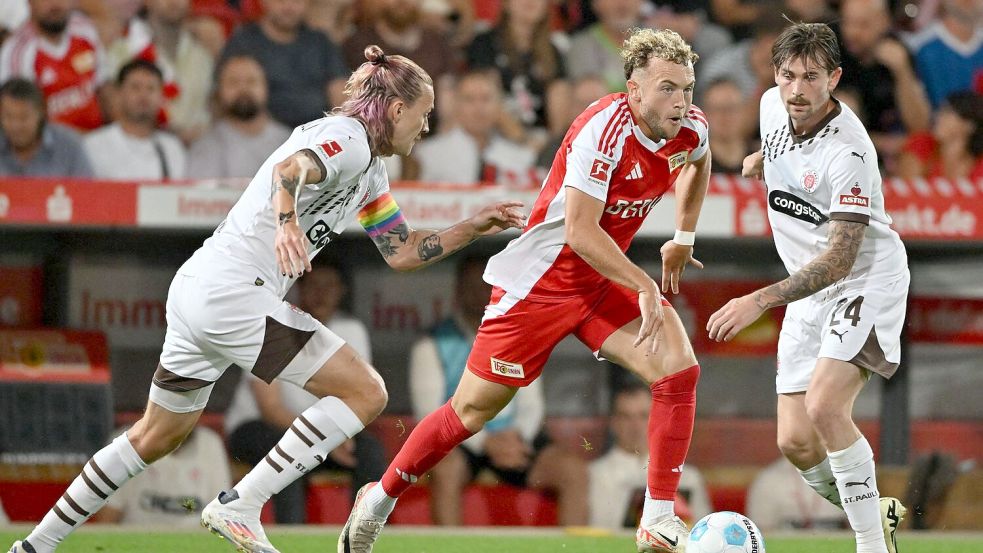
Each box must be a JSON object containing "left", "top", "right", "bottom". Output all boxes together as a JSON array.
[
  {"left": 358, "top": 377, "right": 388, "bottom": 421},
  {"left": 452, "top": 398, "right": 495, "bottom": 431},
  {"left": 127, "top": 419, "right": 190, "bottom": 463},
  {"left": 776, "top": 431, "right": 816, "bottom": 463}
]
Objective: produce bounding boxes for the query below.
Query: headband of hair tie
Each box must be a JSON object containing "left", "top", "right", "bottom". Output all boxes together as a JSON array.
[{"left": 372, "top": 53, "right": 387, "bottom": 66}]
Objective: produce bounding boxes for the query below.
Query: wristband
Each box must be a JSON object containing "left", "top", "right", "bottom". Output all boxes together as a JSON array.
[{"left": 673, "top": 230, "right": 696, "bottom": 246}]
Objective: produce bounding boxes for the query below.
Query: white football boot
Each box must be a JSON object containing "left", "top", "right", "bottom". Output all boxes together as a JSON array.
[
  {"left": 338, "top": 483, "right": 388, "bottom": 553},
  {"left": 636, "top": 515, "right": 688, "bottom": 552},
  {"left": 881, "top": 497, "right": 907, "bottom": 553},
  {"left": 201, "top": 490, "right": 280, "bottom": 553}
]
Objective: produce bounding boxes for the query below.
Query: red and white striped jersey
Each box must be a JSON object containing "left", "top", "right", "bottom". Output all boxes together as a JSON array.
[
  {"left": 0, "top": 13, "right": 108, "bottom": 131},
  {"left": 485, "top": 92, "right": 709, "bottom": 302}
]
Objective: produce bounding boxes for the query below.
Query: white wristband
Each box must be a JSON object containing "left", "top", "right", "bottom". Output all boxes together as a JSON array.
[{"left": 673, "top": 230, "right": 696, "bottom": 246}]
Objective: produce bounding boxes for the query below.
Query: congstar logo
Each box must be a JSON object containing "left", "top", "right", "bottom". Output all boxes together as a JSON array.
[{"left": 768, "top": 190, "right": 828, "bottom": 226}]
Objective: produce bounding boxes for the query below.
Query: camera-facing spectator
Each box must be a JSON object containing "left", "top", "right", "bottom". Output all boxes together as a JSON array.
[
  {"left": 221, "top": 0, "right": 348, "bottom": 128},
  {"left": 106, "top": 0, "right": 215, "bottom": 143},
  {"left": 466, "top": 0, "right": 566, "bottom": 131},
  {"left": 906, "top": 0, "right": 983, "bottom": 108},
  {"left": 535, "top": 75, "right": 609, "bottom": 173},
  {"left": 698, "top": 12, "right": 785, "bottom": 104},
  {"left": 413, "top": 70, "right": 537, "bottom": 187},
  {"left": 898, "top": 90, "right": 983, "bottom": 180},
  {"left": 566, "top": 0, "right": 645, "bottom": 92},
  {"left": 648, "top": 1, "right": 732, "bottom": 64},
  {"left": 84, "top": 60, "right": 186, "bottom": 180},
  {"left": 838, "top": 0, "right": 931, "bottom": 159},
  {"left": 701, "top": 78, "right": 753, "bottom": 175},
  {"left": 0, "top": 0, "right": 109, "bottom": 131},
  {"left": 0, "top": 78, "right": 93, "bottom": 177},
  {"left": 187, "top": 55, "right": 290, "bottom": 179}
]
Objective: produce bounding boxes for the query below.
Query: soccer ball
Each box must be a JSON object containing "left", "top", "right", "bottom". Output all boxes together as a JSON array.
[{"left": 688, "top": 511, "right": 766, "bottom": 553}]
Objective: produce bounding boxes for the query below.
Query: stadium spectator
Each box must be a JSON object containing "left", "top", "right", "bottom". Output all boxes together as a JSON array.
[
  {"left": 343, "top": 0, "right": 455, "bottom": 88},
  {"left": 466, "top": 0, "right": 566, "bottom": 130},
  {"left": 566, "top": 0, "right": 645, "bottom": 92},
  {"left": 106, "top": 0, "right": 214, "bottom": 143},
  {"left": 905, "top": 0, "right": 983, "bottom": 108},
  {"left": 83, "top": 60, "right": 186, "bottom": 180},
  {"left": 91, "top": 427, "right": 231, "bottom": 526},
  {"left": 413, "top": 71, "right": 537, "bottom": 187},
  {"left": 648, "top": 0, "right": 732, "bottom": 64},
  {"left": 838, "top": 0, "right": 932, "bottom": 159},
  {"left": 747, "top": 457, "right": 848, "bottom": 531},
  {"left": 535, "top": 75, "right": 609, "bottom": 172},
  {"left": 698, "top": 13, "right": 785, "bottom": 104},
  {"left": 409, "top": 254, "right": 589, "bottom": 526},
  {"left": 0, "top": 78, "right": 93, "bottom": 177},
  {"left": 0, "top": 0, "right": 109, "bottom": 131},
  {"left": 224, "top": 260, "right": 387, "bottom": 523},
  {"left": 589, "top": 384, "right": 711, "bottom": 530},
  {"left": 701, "top": 77, "right": 753, "bottom": 175},
  {"left": 898, "top": 90, "right": 983, "bottom": 180},
  {"left": 186, "top": 55, "right": 290, "bottom": 179},
  {"left": 220, "top": 0, "right": 348, "bottom": 128},
  {"left": 306, "top": 0, "right": 356, "bottom": 45}
]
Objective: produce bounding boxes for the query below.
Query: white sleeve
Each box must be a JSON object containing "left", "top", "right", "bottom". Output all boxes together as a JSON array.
[
  {"left": 511, "top": 377, "right": 545, "bottom": 443},
  {"left": 685, "top": 105, "right": 710, "bottom": 162},
  {"left": 303, "top": 126, "right": 372, "bottom": 186},
  {"left": 408, "top": 337, "right": 446, "bottom": 421},
  {"left": 826, "top": 145, "right": 876, "bottom": 223},
  {"left": 0, "top": 35, "right": 32, "bottom": 81},
  {"left": 562, "top": 106, "right": 629, "bottom": 202}
]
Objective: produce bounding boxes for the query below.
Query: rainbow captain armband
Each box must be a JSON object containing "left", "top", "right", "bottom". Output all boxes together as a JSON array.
[{"left": 357, "top": 193, "right": 406, "bottom": 238}]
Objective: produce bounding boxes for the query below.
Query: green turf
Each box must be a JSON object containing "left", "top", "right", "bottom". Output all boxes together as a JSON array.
[{"left": 2, "top": 530, "right": 983, "bottom": 552}]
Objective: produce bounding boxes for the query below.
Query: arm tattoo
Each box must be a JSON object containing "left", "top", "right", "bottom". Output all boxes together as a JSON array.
[
  {"left": 754, "top": 220, "right": 866, "bottom": 309},
  {"left": 371, "top": 223, "right": 410, "bottom": 258},
  {"left": 417, "top": 234, "right": 444, "bottom": 261},
  {"left": 273, "top": 174, "right": 301, "bottom": 198},
  {"left": 278, "top": 210, "right": 295, "bottom": 226}
]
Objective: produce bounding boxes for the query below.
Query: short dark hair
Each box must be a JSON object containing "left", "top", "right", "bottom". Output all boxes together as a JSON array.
[
  {"left": 0, "top": 78, "right": 45, "bottom": 112},
  {"left": 117, "top": 59, "right": 164, "bottom": 86},
  {"left": 946, "top": 91, "right": 983, "bottom": 157},
  {"left": 771, "top": 21, "right": 841, "bottom": 73}
]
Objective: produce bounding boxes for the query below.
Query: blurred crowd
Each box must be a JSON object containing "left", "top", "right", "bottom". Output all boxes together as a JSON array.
[{"left": 1, "top": 0, "right": 981, "bottom": 184}]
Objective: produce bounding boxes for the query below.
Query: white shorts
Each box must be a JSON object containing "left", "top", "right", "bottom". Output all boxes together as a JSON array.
[
  {"left": 150, "top": 274, "right": 345, "bottom": 413},
  {"left": 776, "top": 270, "right": 909, "bottom": 394}
]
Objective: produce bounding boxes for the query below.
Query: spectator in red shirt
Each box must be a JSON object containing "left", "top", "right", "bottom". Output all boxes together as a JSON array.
[
  {"left": 0, "top": 0, "right": 109, "bottom": 131},
  {"left": 898, "top": 90, "right": 983, "bottom": 180}
]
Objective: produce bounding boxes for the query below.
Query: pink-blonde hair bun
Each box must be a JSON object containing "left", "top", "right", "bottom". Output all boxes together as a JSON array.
[{"left": 365, "top": 45, "right": 387, "bottom": 65}]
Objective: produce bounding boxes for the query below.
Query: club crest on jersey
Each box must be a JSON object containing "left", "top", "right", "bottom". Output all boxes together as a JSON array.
[
  {"left": 839, "top": 183, "right": 869, "bottom": 207},
  {"left": 800, "top": 169, "right": 819, "bottom": 194},
  {"left": 589, "top": 158, "right": 611, "bottom": 182},
  {"left": 668, "top": 151, "right": 689, "bottom": 172},
  {"left": 490, "top": 357, "right": 525, "bottom": 379},
  {"left": 319, "top": 140, "right": 343, "bottom": 158}
]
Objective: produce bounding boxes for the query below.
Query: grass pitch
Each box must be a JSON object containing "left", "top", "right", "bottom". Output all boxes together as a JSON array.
[{"left": 2, "top": 526, "right": 983, "bottom": 552}]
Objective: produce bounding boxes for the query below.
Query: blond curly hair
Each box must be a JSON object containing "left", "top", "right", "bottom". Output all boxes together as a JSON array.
[{"left": 621, "top": 28, "right": 699, "bottom": 79}]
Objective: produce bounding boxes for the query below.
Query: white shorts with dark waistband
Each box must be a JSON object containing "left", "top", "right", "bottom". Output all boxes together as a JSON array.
[
  {"left": 150, "top": 274, "right": 345, "bottom": 413},
  {"left": 776, "top": 269, "right": 910, "bottom": 394}
]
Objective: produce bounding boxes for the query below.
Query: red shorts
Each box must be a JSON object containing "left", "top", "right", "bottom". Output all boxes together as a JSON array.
[{"left": 466, "top": 283, "right": 672, "bottom": 387}]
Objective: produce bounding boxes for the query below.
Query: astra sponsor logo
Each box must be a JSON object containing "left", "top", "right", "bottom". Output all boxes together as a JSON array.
[
  {"left": 490, "top": 357, "right": 525, "bottom": 379},
  {"left": 605, "top": 197, "right": 662, "bottom": 219},
  {"left": 840, "top": 194, "right": 870, "bottom": 207},
  {"left": 768, "top": 190, "right": 829, "bottom": 225}
]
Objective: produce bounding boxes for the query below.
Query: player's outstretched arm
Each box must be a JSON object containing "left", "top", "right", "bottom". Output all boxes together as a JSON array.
[
  {"left": 272, "top": 150, "right": 326, "bottom": 277},
  {"left": 661, "top": 149, "right": 709, "bottom": 294},
  {"left": 360, "top": 196, "right": 526, "bottom": 272},
  {"left": 707, "top": 219, "right": 867, "bottom": 341},
  {"left": 565, "top": 187, "right": 664, "bottom": 353}
]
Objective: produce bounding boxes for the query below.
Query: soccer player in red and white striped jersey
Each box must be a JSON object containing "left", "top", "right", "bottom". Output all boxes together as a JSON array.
[
  {"left": 0, "top": 1, "right": 108, "bottom": 132},
  {"left": 340, "top": 28, "right": 712, "bottom": 553}
]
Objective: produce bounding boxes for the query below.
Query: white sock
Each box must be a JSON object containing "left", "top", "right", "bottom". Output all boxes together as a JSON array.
[
  {"left": 799, "top": 457, "right": 842, "bottom": 508},
  {"left": 27, "top": 433, "right": 147, "bottom": 552},
  {"left": 232, "top": 396, "right": 363, "bottom": 511},
  {"left": 829, "top": 437, "right": 886, "bottom": 552},
  {"left": 363, "top": 483, "right": 397, "bottom": 519},
  {"left": 640, "top": 489, "right": 675, "bottom": 527}
]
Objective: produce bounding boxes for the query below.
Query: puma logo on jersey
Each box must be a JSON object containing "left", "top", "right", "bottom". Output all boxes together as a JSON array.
[
  {"left": 850, "top": 151, "right": 867, "bottom": 163},
  {"left": 625, "top": 162, "right": 644, "bottom": 180},
  {"left": 829, "top": 328, "right": 848, "bottom": 343}
]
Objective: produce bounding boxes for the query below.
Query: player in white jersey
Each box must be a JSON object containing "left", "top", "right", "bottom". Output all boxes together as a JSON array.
[
  {"left": 8, "top": 46, "right": 524, "bottom": 553},
  {"left": 707, "top": 23, "right": 908, "bottom": 553}
]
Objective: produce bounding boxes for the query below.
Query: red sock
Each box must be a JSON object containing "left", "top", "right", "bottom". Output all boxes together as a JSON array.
[
  {"left": 380, "top": 400, "right": 474, "bottom": 497},
  {"left": 647, "top": 365, "right": 699, "bottom": 500}
]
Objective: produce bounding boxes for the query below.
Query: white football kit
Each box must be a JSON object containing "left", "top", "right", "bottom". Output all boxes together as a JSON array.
[
  {"left": 153, "top": 116, "right": 388, "bottom": 412},
  {"left": 758, "top": 87, "right": 909, "bottom": 393}
]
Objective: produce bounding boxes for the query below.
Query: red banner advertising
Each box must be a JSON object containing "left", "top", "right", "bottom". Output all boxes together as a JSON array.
[
  {"left": 674, "top": 280, "right": 786, "bottom": 356},
  {"left": 0, "top": 329, "right": 109, "bottom": 383},
  {"left": 0, "top": 178, "right": 137, "bottom": 226},
  {"left": 907, "top": 297, "right": 983, "bottom": 344},
  {"left": 0, "top": 266, "right": 43, "bottom": 327}
]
